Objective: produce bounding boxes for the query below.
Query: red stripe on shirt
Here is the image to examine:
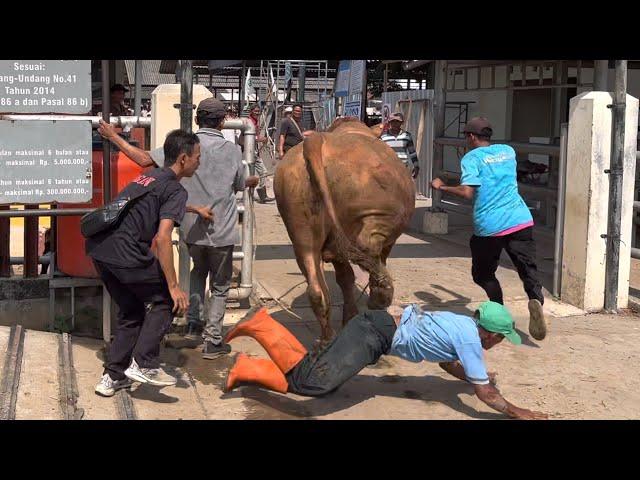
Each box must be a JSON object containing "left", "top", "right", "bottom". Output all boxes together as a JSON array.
[{"left": 492, "top": 220, "right": 534, "bottom": 237}]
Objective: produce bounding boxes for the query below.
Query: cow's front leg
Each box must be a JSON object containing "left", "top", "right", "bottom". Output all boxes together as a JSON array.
[
  {"left": 368, "top": 265, "right": 394, "bottom": 310},
  {"left": 332, "top": 259, "right": 359, "bottom": 326}
]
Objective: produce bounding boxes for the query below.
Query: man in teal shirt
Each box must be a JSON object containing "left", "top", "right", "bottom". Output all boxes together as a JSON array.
[{"left": 432, "top": 117, "right": 547, "bottom": 341}]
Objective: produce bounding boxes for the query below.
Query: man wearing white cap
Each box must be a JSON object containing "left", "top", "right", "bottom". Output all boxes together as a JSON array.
[{"left": 380, "top": 112, "right": 420, "bottom": 178}]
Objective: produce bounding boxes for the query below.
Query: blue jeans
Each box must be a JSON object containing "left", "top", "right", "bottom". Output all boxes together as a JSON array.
[{"left": 186, "top": 244, "right": 234, "bottom": 345}]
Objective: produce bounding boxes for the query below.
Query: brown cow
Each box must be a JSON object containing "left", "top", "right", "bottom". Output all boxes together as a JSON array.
[{"left": 274, "top": 118, "right": 416, "bottom": 343}]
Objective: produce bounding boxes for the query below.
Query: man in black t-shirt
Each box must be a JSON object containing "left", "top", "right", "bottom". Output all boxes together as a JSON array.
[
  {"left": 87, "top": 129, "right": 201, "bottom": 397},
  {"left": 277, "top": 104, "right": 314, "bottom": 158}
]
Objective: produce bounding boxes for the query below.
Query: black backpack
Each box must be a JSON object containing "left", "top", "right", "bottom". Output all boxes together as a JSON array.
[{"left": 80, "top": 178, "right": 160, "bottom": 238}]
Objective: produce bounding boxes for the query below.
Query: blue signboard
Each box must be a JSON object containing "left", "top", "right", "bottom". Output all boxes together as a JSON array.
[{"left": 334, "top": 60, "right": 351, "bottom": 97}]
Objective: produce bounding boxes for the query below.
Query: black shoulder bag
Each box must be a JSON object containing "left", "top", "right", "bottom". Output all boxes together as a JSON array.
[{"left": 80, "top": 179, "right": 160, "bottom": 238}]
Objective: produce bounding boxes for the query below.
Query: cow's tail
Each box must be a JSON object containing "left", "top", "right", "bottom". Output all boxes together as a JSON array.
[{"left": 303, "top": 133, "right": 381, "bottom": 275}]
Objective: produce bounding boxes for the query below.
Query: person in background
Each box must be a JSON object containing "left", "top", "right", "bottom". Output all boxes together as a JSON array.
[
  {"left": 109, "top": 84, "right": 130, "bottom": 116},
  {"left": 278, "top": 104, "right": 314, "bottom": 159},
  {"left": 243, "top": 104, "right": 274, "bottom": 203},
  {"left": 380, "top": 112, "right": 419, "bottom": 179}
]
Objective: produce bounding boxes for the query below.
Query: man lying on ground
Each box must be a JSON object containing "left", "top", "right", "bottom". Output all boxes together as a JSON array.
[{"left": 223, "top": 303, "right": 547, "bottom": 420}]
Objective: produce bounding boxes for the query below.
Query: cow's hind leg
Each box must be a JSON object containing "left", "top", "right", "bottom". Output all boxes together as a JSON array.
[
  {"left": 296, "top": 249, "right": 334, "bottom": 343},
  {"left": 353, "top": 226, "right": 394, "bottom": 311}
]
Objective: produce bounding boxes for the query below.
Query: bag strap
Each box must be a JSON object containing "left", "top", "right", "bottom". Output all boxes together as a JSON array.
[
  {"left": 121, "top": 174, "right": 163, "bottom": 203},
  {"left": 289, "top": 117, "right": 304, "bottom": 137}
]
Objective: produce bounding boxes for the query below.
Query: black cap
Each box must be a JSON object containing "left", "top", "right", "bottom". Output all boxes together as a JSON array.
[
  {"left": 197, "top": 97, "right": 226, "bottom": 118},
  {"left": 110, "top": 84, "right": 129, "bottom": 93},
  {"left": 463, "top": 117, "right": 493, "bottom": 136}
]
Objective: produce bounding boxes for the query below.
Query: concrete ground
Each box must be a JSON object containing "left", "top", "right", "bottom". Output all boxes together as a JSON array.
[{"left": 3, "top": 187, "right": 640, "bottom": 420}]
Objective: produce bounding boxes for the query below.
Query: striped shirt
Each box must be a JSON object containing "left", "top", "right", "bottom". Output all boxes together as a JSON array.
[{"left": 381, "top": 129, "right": 419, "bottom": 171}]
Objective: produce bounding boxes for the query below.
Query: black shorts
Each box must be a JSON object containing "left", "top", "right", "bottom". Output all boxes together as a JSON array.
[{"left": 285, "top": 310, "right": 397, "bottom": 397}]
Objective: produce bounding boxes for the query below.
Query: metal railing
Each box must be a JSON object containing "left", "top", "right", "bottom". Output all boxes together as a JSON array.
[
  {"left": 553, "top": 124, "right": 568, "bottom": 297},
  {"left": 0, "top": 117, "right": 257, "bottom": 302},
  {"left": 435, "top": 137, "right": 561, "bottom": 156},
  {"left": 0, "top": 115, "right": 151, "bottom": 128}
]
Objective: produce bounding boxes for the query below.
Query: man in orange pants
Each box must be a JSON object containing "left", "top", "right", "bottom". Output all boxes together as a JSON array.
[{"left": 224, "top": 305, "right": 547, "bottom": 419}]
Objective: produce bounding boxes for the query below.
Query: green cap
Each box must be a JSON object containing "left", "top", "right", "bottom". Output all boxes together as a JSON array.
[{"left": 476, "top": 301, "right": 521, "bottom": 345}]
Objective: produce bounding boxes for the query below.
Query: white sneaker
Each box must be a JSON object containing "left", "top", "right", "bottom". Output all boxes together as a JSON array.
[
  {"left": 95, "top": 373, "right": 133, "bottom": 397},
  {"left": 124, "top": 358, "right": 177, "bottom": 387}
]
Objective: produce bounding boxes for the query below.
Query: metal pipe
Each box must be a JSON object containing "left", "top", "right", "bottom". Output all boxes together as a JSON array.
[
  {"left": 446, "top": 83, "right": 589, "bottom": 93},
  {"left": 632, "top": 247, "right": 640, "bottom": 260},
  {"left": 101, "top": 60, "right": 111, "bottom": 204},
  {"left": 383, "top": 64, "right": 388, "bottom": 93},
  {"left": 552, "top": 61, "right": 568, "bottom": 139},
  {"left": 238, "top": 62, "right": 245, "bottom": 113},
  {"left": 403, "top": 60, "right": 433, "bottom": 71},
  {"left": 433, "top": 60, "right": 448, "bottom": 206},
  {"left": 298, "top": 63, "right": 306, "bottom": 103},
  {"left": 0, "top": 208, "right": 93, "bottom": 218},
  {"left": 604, "top": 60, "right": 628, "bottom": 312},
  {"left": 0, "top": 204, "right": 246, "bottom": 218},
  {"left": 223, "top": 117, "right": 256, "bottom": 301},
  {"left": 553, "top": 123, "right": 569, "bottom": 298},
  {"left": 10, "top": 256, "right": 50, "bottom": 266},
  {"left": 0, "top": 114, "right": 151, "bottom": 128},
  {"left": 435, "top": 137, "right": 561, "bottom": 156},
  {"left": 134, "top": 60, "right": 142, "bottom": 116},
  {"left": 593, "top": 60, "right": 609, "bottom": 91}
]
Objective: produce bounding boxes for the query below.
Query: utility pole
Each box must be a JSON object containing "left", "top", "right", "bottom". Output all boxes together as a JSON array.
[
  {"left": 178, "top": 59, "right": 194, "bottom": 297},
  {"left": 604, "top": 60, "right": 627, "bottom": 312}
]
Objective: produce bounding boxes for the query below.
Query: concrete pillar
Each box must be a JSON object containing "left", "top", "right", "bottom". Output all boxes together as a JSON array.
[
  {"left": 561, "top": 91, "right": 638, "bottom": 311},
  {"left": 150, "top": 83, "right": 212, "bottom": 149}
]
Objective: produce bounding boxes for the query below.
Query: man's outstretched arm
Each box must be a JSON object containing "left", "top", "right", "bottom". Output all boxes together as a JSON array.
[
  {"left": 431, "top": 178, "right": 475, "bottom": 200},
  {"left": 474, "top": 383, "right": 547, "bottom": 420},
  {"left": 439, "top": 361, "right": 546, "bottom": 419},
  {"left": 97, "top": 119, "right": 156, "bottom": 167}
]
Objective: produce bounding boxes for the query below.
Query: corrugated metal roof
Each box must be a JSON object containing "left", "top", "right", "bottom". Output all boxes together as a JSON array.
[
  {"left": 124, "top": 60, "right": 176, "bottom": 86},
  {"left": 125, "top": 60, "right": 334, "bottom": 91}
]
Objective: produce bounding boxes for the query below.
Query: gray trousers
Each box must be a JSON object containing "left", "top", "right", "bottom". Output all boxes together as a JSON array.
[
  {"left": 254, "top": 154, "right": 267, "bottom": 189},
  {"left": 186, "top": 244, "right": 234, "bottom": 345}
]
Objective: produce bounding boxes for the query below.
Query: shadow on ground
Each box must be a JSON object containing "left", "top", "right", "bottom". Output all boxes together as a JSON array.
[{"left": 225, "top": 373, "right": 504, "bottom": 420}]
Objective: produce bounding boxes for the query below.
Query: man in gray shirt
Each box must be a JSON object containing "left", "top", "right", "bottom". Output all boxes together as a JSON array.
[{"left": 97, "top": 97, "right": 258, "bottom": 359}]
